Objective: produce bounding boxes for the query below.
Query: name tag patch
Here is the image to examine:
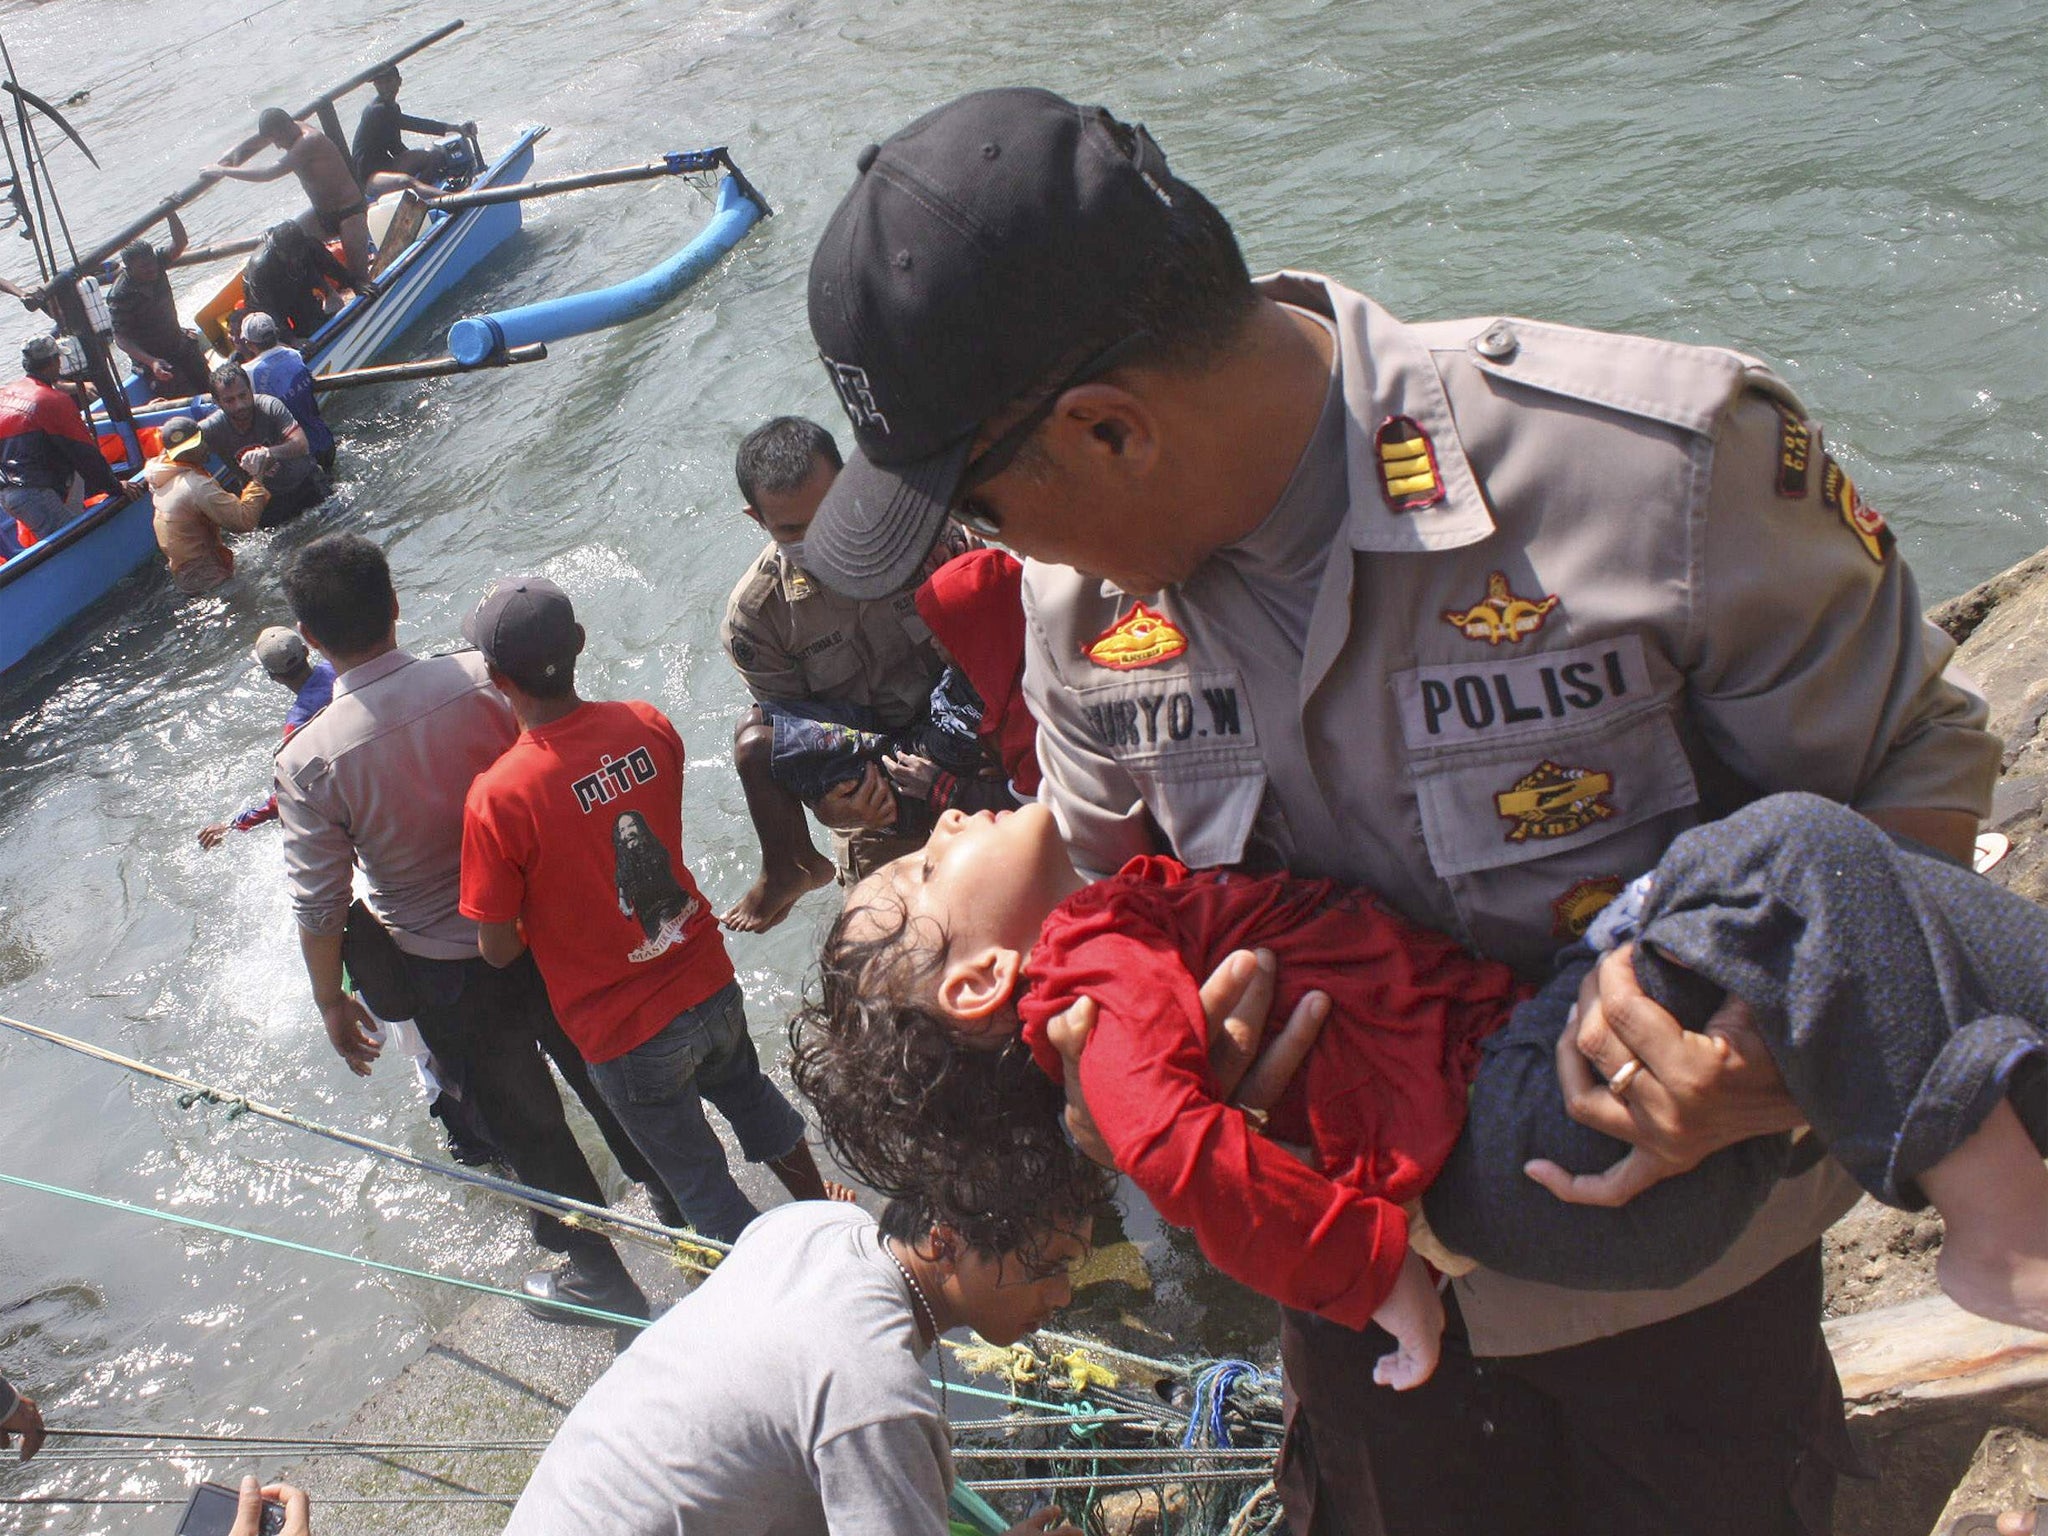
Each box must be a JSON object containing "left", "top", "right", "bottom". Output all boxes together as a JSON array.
[
  {"left": 1077, "top": 670, "right": 1255, "bottom": 764},
  {"left": 1395, "top": 635, "right": 1653, "bottom": 751}
]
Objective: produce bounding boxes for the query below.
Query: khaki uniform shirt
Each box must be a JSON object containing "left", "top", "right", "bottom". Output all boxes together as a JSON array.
[
  {"left": 720, "top": 529, "right": 970, "bottom": 730},
  {"left": 1022, "top": 272, "right": 2000, "bottom": 1355}
]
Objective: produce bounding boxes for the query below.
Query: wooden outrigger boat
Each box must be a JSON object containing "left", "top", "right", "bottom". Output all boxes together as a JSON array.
[
  {"left": 0, "top": 23, "right": 534, "bottom": 685},
  {"left": 0, "top": 19, "right": 774, "bottom": 692}
]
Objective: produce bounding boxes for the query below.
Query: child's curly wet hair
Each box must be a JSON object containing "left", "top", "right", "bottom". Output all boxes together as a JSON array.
[{"left": 789, "top": 894, "right": 1113, "bottom": 1261}]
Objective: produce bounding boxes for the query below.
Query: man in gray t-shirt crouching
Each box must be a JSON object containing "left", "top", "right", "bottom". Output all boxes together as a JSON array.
[{"left": 505, "top": 1198, "right": 1088, "bottom": 1536}]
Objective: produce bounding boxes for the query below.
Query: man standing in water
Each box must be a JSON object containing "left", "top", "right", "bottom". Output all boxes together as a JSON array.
[
  {"left": 206, "top": 110, "right": 374, "bottom": 284},
  {"left": 275, "top": 534, "right": 659, "bottom": 1321},
  {"left": 199, "top": 361, "right": 328, "bottom": 524},
  {"left": 796, "top": 88, "right": 1998, "bottom": 1535}
]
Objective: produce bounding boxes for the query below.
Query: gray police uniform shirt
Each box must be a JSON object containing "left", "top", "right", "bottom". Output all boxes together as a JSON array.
[
  {"left": 503, "top": 1201, "right": 951, "bottom": 1536},
  {"left": 1021, "top": 271, "right": 2000, "bottom": 1356}
]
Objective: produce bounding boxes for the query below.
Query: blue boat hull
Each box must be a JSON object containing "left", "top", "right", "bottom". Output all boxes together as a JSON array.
[{"left": 0, "top": 129, "right": 544, "bottom": 686}]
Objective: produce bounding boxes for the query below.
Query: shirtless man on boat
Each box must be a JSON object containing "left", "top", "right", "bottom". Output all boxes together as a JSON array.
[{"left": 204, "top": 109, "right": 373, "bottom": 285}]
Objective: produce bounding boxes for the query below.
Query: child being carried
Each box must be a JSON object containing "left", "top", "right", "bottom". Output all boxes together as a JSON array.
[{"left": 793, "top": 794, "right": 2048, "bottom": 1388}]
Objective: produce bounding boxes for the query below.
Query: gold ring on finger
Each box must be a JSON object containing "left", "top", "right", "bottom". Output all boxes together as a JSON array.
[{"left": 1606, "top": 1058, "right": 1643, "bottom": 1098}]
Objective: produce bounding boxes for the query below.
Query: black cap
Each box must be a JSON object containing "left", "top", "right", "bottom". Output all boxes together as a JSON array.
[
  {"left": 21, "top": 334, "right": 61, "bottom": 371},
  {"left": 463, "top": 576, "right": 579, "bottom": 683},
  {"left": 804, "top": 87, "right": 1181, "bottom": 598}
]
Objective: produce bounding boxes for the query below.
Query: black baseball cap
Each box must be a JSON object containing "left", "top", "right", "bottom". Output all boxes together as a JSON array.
[
  {"left": 803, "top": 87, "right": 1183, "bottom": 599},
  {"left": 463, "top": 575, "right": 581, "bottom": 683}
]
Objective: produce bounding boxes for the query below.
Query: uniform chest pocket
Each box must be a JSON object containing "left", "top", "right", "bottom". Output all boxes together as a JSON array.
[
  {"left": 798, "top": 636, "right": 864, "bottom": 700},
  {"left": 1395, "top": 637, "right": 1700, "bottom": 879},
  {"left": 1071, "top": 667, "right": 1268, "bottom": 869}
]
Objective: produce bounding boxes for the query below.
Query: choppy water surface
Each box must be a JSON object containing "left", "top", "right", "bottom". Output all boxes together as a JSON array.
[{"left": 0, "top": 0, "right": 2042, "bottom": 1524}]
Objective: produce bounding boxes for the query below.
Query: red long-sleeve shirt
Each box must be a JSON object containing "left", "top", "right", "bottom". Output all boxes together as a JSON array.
[{"left": 1017, "top": 857, "right": 1531, "bottom": 1329}]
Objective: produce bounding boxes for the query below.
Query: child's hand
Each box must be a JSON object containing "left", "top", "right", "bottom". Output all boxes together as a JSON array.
[{"left": 1370, "top": 1251, "right": 1444, "bottom": 1391}]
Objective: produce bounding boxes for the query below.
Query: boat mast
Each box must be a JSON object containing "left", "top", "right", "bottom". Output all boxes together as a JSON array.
[{"left": 0, "top": 27, "right": 130, "bottom": 425}]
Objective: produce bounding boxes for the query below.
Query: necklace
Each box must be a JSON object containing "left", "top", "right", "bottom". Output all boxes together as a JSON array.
[{"left": 884, "top": 1237, "right": 948, "bottom": 1410}]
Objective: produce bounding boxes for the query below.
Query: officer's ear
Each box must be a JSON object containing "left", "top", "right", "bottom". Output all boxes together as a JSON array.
[
  {"left": 1048, "top": 382, "right": 1157, "bottom": 479},
  {"left": 741, "top": 503, "right": 764, "bottom": 529},
  {"left": 936, "top": 945, "right": 1023, "bottom": 1029}
]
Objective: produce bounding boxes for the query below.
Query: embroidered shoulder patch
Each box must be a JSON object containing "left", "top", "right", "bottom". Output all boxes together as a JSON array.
[
  {"left": 1084, "top": 603, "right": 1189, "bottom": 671},
  {"left": 1440, "top": 572, "right": 1560, "bottom": 646},
  {"left": 1495, "top": 760, "right": 1615, "bottom": 843},
  {"left": 1552, "top": 875, "right": 1623, "bottom": 939},
  {"left": 1820, "top": 455, "right": 1892, "bottom": 564},
  {"left": 1775, "top": 410, "right": 1812, "bottom": 497},
  {"left": 1377, "top": 416, "right": 1445, "bottom": 513}
]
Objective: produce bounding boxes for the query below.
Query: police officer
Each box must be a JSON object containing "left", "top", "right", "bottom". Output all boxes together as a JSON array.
[{"left": 796, "top": 88, "right": 1999, "bottom": 1535}]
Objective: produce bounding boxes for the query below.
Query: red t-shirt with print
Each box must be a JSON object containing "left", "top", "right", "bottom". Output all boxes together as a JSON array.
[{"left": 461, "top": 699, "right": 734, "bottom": 1063}]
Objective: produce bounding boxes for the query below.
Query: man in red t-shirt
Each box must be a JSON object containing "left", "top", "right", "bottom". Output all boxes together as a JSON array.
[{"left": 459, "top": 576, "right": 834, "bottom": 1242}]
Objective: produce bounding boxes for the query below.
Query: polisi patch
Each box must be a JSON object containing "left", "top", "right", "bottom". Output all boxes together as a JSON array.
[
  {"left": 1821, "top": 455, "right": 1892, "bottom": 564},
  {"left": 1376, "top": 416, "right": 1444, "bottom": 513},
  {"left": 1552, "top": 875, "right": 1623, "bottom": 939},
  {"left": 1085, "top": 603, "right": 1188, "bottom": 671},
  {"left": 1394, "top": 636, "right": 1651, "bottom": 751},
  {"left": 1495, "top": 760, "right": 1615, "bottom": 843},
  {"left": 1441, "top": 572, "right": 1560, "bottom": 646},
  {"left": 1775, "top": 410, "right": 1813, "bottom": 498}
]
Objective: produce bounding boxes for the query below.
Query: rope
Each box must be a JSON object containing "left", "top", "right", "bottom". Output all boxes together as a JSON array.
[
  {"left": 1181, "top": 1359, "right": 1270, "bottom": 1451},
  {"left": 0, "top": 1010, "right": 730, "bottom": 1272},
  {"left": 0, "top": 1171, "right": 647, "bottom": 1327},
  {"left": 56, "top": 0, "right": 300, "bottom": 107}
]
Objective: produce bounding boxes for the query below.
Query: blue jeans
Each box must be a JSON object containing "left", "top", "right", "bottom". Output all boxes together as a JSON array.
[{"left": 588, "top": 981, "right": 807, "bottom": 1244}]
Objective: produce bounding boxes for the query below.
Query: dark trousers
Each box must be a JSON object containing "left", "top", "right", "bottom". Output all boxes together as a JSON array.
[
  {"left": 1276, "top": 1246, "right": 1855, "bottom": 1536},
  {"left": 403, "top": 951, "right": 654, "bottom": 1259},
  {"left": 1427, "top": 792, "right": 2048, "bottom": 1289},
  {"left": 255, "top": 470, "right": 331, "bottom": 528}
]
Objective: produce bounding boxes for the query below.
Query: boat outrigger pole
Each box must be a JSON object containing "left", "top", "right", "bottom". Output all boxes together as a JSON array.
[{"left": 44, "top": 19, "right": 466, "bottom": 292}]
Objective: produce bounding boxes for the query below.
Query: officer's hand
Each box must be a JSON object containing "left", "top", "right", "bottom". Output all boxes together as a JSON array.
[
  {"left": 198, "top": 822, "right": 231, "bottom": 849},
  {"left": 319, "top": 995, "right": 382, "bottom": 1077},
  {"left": 1, "top": 1389, "right": 44, "bottom": 1461},
  {"left": 1045, "top": 948, "right": 1329, "bottom": 1169},
  {"left": 1558, "top": 943, "right": 1803, "bottom": 1169},
  {"left": 813, "top": 763, "right": 896, "bottom": 831}
]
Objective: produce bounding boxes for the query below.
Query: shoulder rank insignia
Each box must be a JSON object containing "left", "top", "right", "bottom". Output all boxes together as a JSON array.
[
  {"left": 1821, "top": 455, "right": 1892, "bottom": 564},
  {"left": 1495, "top": 760, "right": 1614, "bottom": 843},
  {"left": 1084, "top": 603, "right": 1188, "bottom": 671},
  {"left": 1441, "top": 572, "right": 1560, "bottom": 645},
  {"left": 1377, "top": 416, "right": 1445, "bottom": 513},
  {"left": 1775, "top": 410, "right": 1812, "bottom": 497},
  {"left": 1552, "top": 875, "right": 1623, "bottom": 939}
]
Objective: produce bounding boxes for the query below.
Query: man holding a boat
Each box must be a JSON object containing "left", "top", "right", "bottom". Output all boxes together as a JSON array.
[
  {"left": 108, "top": 215, "right": 214, "bottom": 399},
  {"left": 205, "top": 109, "right": 374, "bottom": 285},
  {"left": 0, "top": 334, "right": 140, "bottom": 548}
]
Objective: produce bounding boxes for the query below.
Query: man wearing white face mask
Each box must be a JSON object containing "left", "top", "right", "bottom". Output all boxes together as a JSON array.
[{"left": 716, "top": 415, "right": 970, "bottom": 932}]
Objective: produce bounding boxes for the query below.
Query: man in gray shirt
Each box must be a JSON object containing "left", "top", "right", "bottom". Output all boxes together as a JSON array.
[
  {"left": 201, "top": 361, "right": 329, "bottom": 525},
  {"left": 504, "top": 1197, "right": 1087, "bottom": 1536},
  {"left": 275, "top": 533, "right": 666, "bottom": 1320}
]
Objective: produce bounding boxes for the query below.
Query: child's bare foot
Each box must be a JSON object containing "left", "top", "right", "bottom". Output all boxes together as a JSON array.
[
  {"left": 1922, "top": 1100, "right": 2048, "bottom": 1332},
  {"left": 721, "top": 853, "right": 835, "bottom": 933},
  {"left": 1369, "top": 1251, "right": 1444, "bottom": 1392}
]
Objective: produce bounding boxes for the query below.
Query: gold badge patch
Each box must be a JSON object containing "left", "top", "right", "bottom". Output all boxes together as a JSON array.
[
  {"left": 1821, "top": 455, "right": 1892, "bottom": 564},
  {"left": 1775, "top": 410, "right": 1812, "bottom": 498},
  {"left": 1552, "top": 875, "right": 1624, "bottom": 939},
  {"left": 1441, "top": 572, "right": 1560, "bottom": 646},
  {"left": 1495, "top": 760, "right": 1615, "bottom": 843},
  {"left": 1377, "top": 416, "right": 1445, "bottom": 513},
  {"left": 1084, "top": 603, "right": 1189, "bottom": 671}
]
